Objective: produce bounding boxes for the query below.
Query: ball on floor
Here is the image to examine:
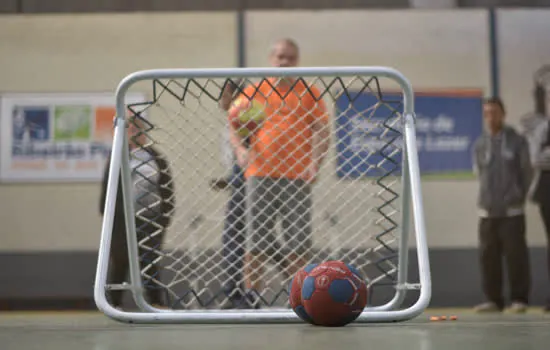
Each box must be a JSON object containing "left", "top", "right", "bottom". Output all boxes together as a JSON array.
[{"left": 301, "top": 260, "right": 367, "bottom": 327}]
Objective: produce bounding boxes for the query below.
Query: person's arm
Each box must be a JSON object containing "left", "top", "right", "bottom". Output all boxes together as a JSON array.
[
  {"left": 99, "top": 156, "right": 111, "bottom": 216},
  {"left": 226, "top": 88, "right": 253, "bottom": 168},
  {"left": 311, "top": 105, "right": 330, "bottom": 172},
  {"left": 532, "top": 121, "right": 550, "bottom": 170},
  {"left": 219, "top": 79, "right": 243, "bottom": 111},
  {"left": 155, "top": 150, "right": 175, "bottom": 228},
  {"left": 308, "top": 91, "right": 330, "bottom": 172},
  {"left": 472, "top": 138, "right": 481, "bottom": 178},
  {"left": 518, "top": 135, "right": 533, "bottom": 200},
  {"left": 229, "top": 122, "right": 249, "bottom": 168}
]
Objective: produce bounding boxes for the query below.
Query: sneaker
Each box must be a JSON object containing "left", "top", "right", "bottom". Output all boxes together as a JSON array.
[
  {"left": 474, "top": 301, "right": 502, "bottom": 313},
  {"left": 241, "top": 290, "right": 262, "bottom": 309},
  {"left": 507, "top": 302, "right": 528, "bottom": 314},
  {"left": 222, "top": 291, "right": 262, "bottom": 309},
  {"left": 221, "top": 297, "right": 243, "bottom": 310},
  {"left": 149, "top": 303, "right": 171, "bottom": 310},
  {"left": 221, "top": 283, "right": 246, "bottom": 309}
]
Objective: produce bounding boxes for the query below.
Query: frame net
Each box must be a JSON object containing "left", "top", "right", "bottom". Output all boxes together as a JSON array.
[{"left": 108, "top": 73, "right": 413, "bottom": 312}]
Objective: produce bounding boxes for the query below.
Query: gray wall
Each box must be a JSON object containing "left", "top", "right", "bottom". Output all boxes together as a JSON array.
[
  {"left": 2, "top": 0, "right": 550, "bottom": 14},
  {"left": 0, "top": 9, "right": 549, "bottom": 309},
  {"left": 1, "top": 248, "right": 548, "bottom": 309},
  {"left": 2, "top": 10, "right": 549, "bottom": 252},
  {"left": 3, "top": 0, "right": 410, "bottom": 14},
  {"left": 0, "top": 1, "right": 17, "bottom": 13}
]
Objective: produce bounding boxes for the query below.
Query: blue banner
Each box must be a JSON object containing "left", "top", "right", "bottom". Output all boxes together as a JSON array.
[{"left": 335, "top": 90, "right": 483, "bottom": 179}]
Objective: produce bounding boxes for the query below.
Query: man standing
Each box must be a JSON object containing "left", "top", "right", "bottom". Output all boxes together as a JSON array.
[
  {"left": 217, "top": 79, "right": 251, "bottom": 308},
  {"left": 473, "top": 97, "right": 532, "bottom": 313},
  {"left": 219, "top": 78, "right": 291, "bottom": 308},
  {"left": 524, "top": 86, "right": 550, "bottom": 311},
  {"left": 227, "top": 38, "right": 331, "bottom": 307}
]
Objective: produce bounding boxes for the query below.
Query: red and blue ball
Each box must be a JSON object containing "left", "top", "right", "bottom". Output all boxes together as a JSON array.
[{"left": 291, "top": 260, "right": 368, "bottom": 327}]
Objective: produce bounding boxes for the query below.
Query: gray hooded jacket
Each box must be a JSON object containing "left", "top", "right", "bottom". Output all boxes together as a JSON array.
[
  {"left": 472, "top": 126, "right": 532, "bottom": 217},
  {"left": 524, "top": 118, "right": 550, "bottom": 203}
]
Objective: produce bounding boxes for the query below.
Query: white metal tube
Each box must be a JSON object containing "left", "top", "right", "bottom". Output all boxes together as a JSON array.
[{"left": 96, "top": 66, "right": 430, "bottom": 323}]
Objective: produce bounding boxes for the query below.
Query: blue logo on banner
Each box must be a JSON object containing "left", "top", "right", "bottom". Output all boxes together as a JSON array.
[
  {"left": 12, "top": 106, "right": 50, "bottom": 143},
  {"left": 335, "top": 91, "right": 483, "bottom": 178}
]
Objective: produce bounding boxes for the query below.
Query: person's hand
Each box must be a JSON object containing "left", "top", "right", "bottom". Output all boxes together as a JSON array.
[
  {"left": 220, "top": 88, "right": 234, "bottom": 111},
  {"left": 236, "top": 147, "right": 249, "bottom": 169}
]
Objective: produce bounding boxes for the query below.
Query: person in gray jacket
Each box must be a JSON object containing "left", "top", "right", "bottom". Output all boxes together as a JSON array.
[
  {"left": 526, "top": 114, "right": 550, "bottom": 312},
  {"left": 472, "top": 97, "right": 533, "bottom": 313}
]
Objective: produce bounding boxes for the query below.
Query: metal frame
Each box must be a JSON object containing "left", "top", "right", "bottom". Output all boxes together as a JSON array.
[{"left": 93, "top": 66, "right": 431, "bottom": 324}]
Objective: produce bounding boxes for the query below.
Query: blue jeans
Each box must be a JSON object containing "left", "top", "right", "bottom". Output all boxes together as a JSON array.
[{"left": 221, "top": 164, "right": 247, "bottom": 298}]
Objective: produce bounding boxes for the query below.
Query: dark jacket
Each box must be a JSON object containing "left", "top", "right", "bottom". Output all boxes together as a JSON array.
[
  {"left": 528, "top": 119, "right": 550, "bottom": 204},
  {"left": 473, "top": 125, "right": 532, "bottom": 217},
  {"left": 99, "top": 146, "right": 175, "bottom": 230}
]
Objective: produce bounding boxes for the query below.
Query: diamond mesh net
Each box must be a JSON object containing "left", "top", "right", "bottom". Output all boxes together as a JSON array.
[{"left": 120, "top": 74, "right": 405, "bottom": 310}]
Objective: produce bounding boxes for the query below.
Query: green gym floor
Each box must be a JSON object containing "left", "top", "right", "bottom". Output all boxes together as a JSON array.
[{"left": 1, "top": 309, "right": 549, "bottom": 350}]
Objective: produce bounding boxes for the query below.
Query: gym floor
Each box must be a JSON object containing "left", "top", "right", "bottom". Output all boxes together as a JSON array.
[{"left": 1, "top": 310, "right": 549, "bottom": 350}]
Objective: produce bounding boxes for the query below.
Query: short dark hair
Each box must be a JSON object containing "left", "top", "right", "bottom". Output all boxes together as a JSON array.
[{"left": 483, "top": 96, "right": 506, "bottom": 114}]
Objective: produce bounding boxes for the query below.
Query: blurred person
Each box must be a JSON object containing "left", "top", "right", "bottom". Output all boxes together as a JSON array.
[
  {"left": 524, "top": 85, "right": 550, "bottom": 312},
  {"left": 218, "top": 78, "right": 292, "bottom": 309},
  {"left": 472, "top": 97, "right": 532, "bottom": 313},
  {"left": 216, "top": 79, "right": 252, "bottom": 308},
  {"left": 99, "top": 115, "right": 175, "bottom": 308},
  {"left": 521, "top": 85, "right": 548, "bottom": 160},
  {"left": 227, "top": 38, "right": 331, "bottom": 308}
]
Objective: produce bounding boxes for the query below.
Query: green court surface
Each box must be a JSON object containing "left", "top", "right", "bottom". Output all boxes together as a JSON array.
[{"left": 0, "top": 309, "right": 549, "bottom": 350}]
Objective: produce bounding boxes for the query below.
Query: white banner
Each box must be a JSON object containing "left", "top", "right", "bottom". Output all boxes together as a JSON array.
[{"left": 0, "top": 92, "right": 146, "bottom": 183}]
